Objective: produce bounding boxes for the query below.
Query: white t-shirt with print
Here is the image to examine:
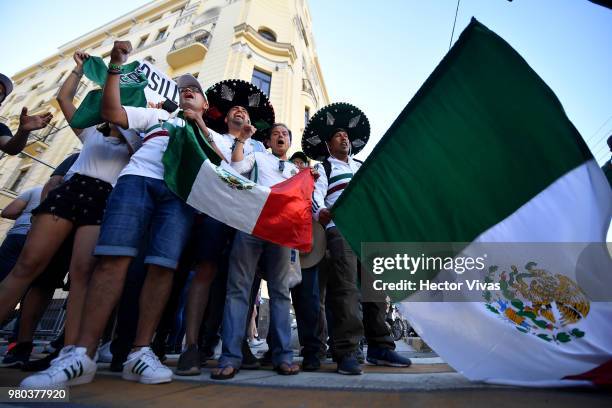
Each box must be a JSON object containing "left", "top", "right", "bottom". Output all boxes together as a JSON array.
[
  {"left": 119, "top": 107, "right": 223, "bottom": 180},
  {"left": 67, "top": 126, "right": 131, "bottom": 186},
  {"left": 211, "top": 132, "right": 265, "bottom": 163}
]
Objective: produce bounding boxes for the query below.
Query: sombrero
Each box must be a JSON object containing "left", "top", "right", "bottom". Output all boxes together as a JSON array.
[
  {"left": 299, "top": 221, "right": 327, "bottom": 269},
  {"left": 302, "top": 102, "right": 370, "bottom": 162},
  {"left": 204, "top": 79, "right": 275, "bottom": 141}
]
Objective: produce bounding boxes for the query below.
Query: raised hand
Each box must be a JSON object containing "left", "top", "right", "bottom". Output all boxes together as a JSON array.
[
  {"left": 110, "top": 40, "right": 132, "bottom": 66},
  {"left": 73, "top": 50, "right": 90, "bottom": 69},
  {"left": 18, "top": 107, "right": 53, "bottom": 132},
  {"left": 238, "top": 123, "right": 256, "bottom": 142}
]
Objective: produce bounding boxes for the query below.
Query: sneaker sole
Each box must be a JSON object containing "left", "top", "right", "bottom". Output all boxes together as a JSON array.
[
  {"left": 122, "top": 371, "right": 172, "bottom": 384},
  {"left": 337, "top": 369, "right": 363, "bottom": 375},
  {"left": 175, "top": 367, "right": 201, "bottom": 376},
  {"left": 366, "top": 358, "right": 411, "bottom": 368}
]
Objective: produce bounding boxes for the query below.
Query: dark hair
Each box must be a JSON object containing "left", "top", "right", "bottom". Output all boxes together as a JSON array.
[
  {"left": 329, "top": 127, "right": 347, "bottom": 139},
  {"left": 267, "top": 123, "right": 292, "bottom": 141}
]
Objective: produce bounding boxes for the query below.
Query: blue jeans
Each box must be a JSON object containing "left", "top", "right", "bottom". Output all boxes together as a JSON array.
[
  {"left": 220, "top": 232, "right": 293, "bottom": 368},
  {"left": 94, "top": 175, "right": 194, "bottom": 269},
  {"left": 291, "top": 266, "right": 322, "bottom": 357}
]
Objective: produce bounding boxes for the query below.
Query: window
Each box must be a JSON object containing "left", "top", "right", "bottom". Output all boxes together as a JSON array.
[
  {"left": 137, "top": 35, "right": 149, "bottom": 49},
  {"left": 56, "top": 71, "right": 67, "bottom": 83},
  {"left": 251, "top": 68, "right": 271, "bottom": 96},
  {"left": 192, "top": 72, "right": 199, "bottom": 79},
  {"left": 258, "top": 28, "right": 276, "bottom": 42},
  {"left": 304, "top": 107, "right": 310, "bottom": 126},
  {"left": 30, "top": 82, "right": 42, "bottom": 91},
  {"left": 155, "top": 28, "right": 168, "bottom": 41},
  {"left": 9, "top": 169, "right": 28, "bottom": 192},
  {"left": 117, "top": 29, "right": 130, "bottom": 37},
  {"left": 149, "top": 15, "right": 161, "bottom": 23}
]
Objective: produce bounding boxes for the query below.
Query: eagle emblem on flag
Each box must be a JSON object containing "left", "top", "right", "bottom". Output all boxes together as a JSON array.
[{"left": 483, "top": 262, "right": 589, "bottom": 344}]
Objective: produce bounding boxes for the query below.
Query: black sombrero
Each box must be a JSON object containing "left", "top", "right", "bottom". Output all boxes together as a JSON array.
[
  {"left": 204, "top": 79, "right": 275, "bottom": 141},
  {"left": 302, "top": 103, "right": 370, "bottom": 161}
]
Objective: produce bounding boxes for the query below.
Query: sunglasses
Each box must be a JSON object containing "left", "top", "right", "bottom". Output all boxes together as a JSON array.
[{"left": 179, "top": 86, "right": 202, "bottom": 94}]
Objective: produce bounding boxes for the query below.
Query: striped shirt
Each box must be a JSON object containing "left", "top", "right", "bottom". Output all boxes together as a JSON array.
[
  {"left": 119, "top": 106, "right": 221, "bottom": 180},
  {"left": 312, "top": 156, "right": 361, "bottom": 229}
]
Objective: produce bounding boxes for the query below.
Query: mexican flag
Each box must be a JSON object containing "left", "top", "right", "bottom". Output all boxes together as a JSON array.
[
  {"left": 70, "top": 57, "right": 148, "bottom": 128},
  {"left": 163, "top": 116, "right": 314, "bottom": 252},
  {"left": 333, "top": 19, "right": 612, "bottom": 386}
]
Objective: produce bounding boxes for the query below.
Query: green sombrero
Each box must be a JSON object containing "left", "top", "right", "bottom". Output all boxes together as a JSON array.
[
  {"left": 302, "top": 103, "right": 370, "bottom": 161},
  {"left": 204, "top": 79, "right": 275, "bottom": 141}
]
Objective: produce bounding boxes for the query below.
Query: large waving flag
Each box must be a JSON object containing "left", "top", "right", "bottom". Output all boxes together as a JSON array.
[
  {"left": 163, "top": 116, "right": 314, "bottom": 252},
  {"left": 333, "top": 18, "right": 612, "bottom": 386}
]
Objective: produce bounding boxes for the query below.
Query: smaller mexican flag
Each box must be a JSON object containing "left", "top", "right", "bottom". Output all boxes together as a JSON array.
[
  {"left": 70, "top": 57, "right": 148, "bottom": 128},
  {"left": 163, "top": 116, "right": 314, "bottom": 252}
]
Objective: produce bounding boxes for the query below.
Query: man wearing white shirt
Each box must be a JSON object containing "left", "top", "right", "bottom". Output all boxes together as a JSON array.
[
  {"left": 305, "top": 103, "right": 411, "bottom": 375},
  {"left": 211, "top": 123, "right": 301, "bottom": 380},
  {"left": 176, "top": 80, "right": 272, "bottom": 376}
]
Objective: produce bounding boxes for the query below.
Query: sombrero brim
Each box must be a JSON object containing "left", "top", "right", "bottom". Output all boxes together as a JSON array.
[
  {"left": 205, "top": 79, "right": 275, "bottom": 141},
  {"left": 302, "top": 102, "right": 370, "bottom": 162}
]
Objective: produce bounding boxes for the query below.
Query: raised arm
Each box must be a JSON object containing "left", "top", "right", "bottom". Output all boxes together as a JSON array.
[
  {"left": 1, "top": 195, "right": 29, "bottom": 220},
  {"left": 57, "top": 51, "right": 90, "bottom": 136},
  {"left": 0, "top": 108, "right": 52, "bottom": 155},
  {"left": 100, "top": 41, "right": 132, "bottom": 129}
]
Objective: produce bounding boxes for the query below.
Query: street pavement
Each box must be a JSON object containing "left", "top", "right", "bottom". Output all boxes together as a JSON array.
[{"left": 1, "top": 339, "right": 611, "bottom": 407}]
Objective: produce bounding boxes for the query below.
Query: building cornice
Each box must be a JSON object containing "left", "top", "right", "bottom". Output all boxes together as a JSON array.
[{"left": 233, "top": 23, "right": 297, "bottom": 64}]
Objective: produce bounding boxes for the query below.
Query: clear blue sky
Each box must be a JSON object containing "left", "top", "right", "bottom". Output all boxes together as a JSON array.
[{"left": 1, "top": 0, "right": 611, "bottom": 163}]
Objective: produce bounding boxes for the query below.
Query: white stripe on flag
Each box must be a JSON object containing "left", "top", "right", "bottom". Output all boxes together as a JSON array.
[
  {"left": 186, "top": 160, "right": 271, "bottom": 233},
  {"left": 399, "top": 160, "right": 612, "bottom": 386}
]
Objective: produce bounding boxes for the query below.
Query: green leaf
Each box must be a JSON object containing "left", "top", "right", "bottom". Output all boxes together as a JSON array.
[
  {"left": 511, "top": 300, "right": 524, "bottom": 310},
  {"left": 533, "top": 319, "right": 548, "bottom": 329},
  {"left": 537, "top": 333, "right": 551, "bottom": 342},
  {"left": 517, "top": 311, "right": 536, "bottom": 319},
  {"left": 555, "top": 333, "right": 571, "bottom": 343},
  {"left": 516, "top": 327, "right": 528, "bottom": 333},
  {"left": 485, "top": 304, "right": 499, "bottom": 314},
  {"left": 570, "top": 328, "right": 585, "bottom": 338}
]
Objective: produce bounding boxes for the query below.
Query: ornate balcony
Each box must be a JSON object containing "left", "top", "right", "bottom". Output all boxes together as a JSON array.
[{"left": 166, "top": 30, "right": 212, "bottom": 68}]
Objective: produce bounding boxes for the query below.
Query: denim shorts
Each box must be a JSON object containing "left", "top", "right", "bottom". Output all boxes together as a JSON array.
[
  {"left": 193, "top": 214, "right": 235, "bottom": 263},
  {"left": 94, "top": 175, "right": 194, "bottom": 269}
]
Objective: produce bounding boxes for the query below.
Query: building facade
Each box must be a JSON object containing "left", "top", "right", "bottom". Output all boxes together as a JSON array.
[{"left": 0, "top": 0, "right": 329, "bottom": 238}]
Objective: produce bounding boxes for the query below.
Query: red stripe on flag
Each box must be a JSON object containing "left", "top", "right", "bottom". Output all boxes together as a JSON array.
[
  {"left": 251, "top": 169, "right": 314, "bottom": 252},
  {"left": 563, "top": 359, "right": 612, "bottom": 386}
]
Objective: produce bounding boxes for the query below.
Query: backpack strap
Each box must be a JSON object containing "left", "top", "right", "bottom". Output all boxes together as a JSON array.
[{"left": 322, "top": 160, "right": 332, "bottom": 181}]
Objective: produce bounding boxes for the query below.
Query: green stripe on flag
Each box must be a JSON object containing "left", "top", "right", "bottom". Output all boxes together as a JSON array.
[
  {"left": 333, "top": 18, "right": 592, "bottom": 258},
  {"left": 163, "top": 115, "right": 222, "bottom": 200}
]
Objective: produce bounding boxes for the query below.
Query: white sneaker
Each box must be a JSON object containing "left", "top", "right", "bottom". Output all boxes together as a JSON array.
[
  {"left": 97, "top": 341, "right": 113, "bottom": 363},
  {"left": 20, "top": 346, "right": 97, "bottom": 388},
  {"left": 122, "top": 347, "right": 172, "bottom": 384}
]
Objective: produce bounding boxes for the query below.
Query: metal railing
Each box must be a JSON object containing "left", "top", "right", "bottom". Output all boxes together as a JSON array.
[{"left": 169, "top": 29, "right": 212, "bottom": 52}]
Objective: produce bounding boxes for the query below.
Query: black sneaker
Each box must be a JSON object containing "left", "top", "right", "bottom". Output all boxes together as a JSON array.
[
  {"left": 175, "top": 345, "right": 201, "bottom": 376},
  {"left": 356, "top": 346, "right": 365, "bottom": 364},
  {"left": 1, "top": 342, "right": 32, "bottom": 368},
  {"left": 301, "top": 354, "right": 321, "bottom": 371},
  {"left": 337, "top": 353, "right": 363, "bottom": 375},
  {"left": 240, "top": 341, "right": 260, "bottom": 370},
  {"left": 366, "top": 347, "right": 411, "bottom": 367},
  {"left": 21, "top": 348, "right": 60, "bottom": 372}
]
